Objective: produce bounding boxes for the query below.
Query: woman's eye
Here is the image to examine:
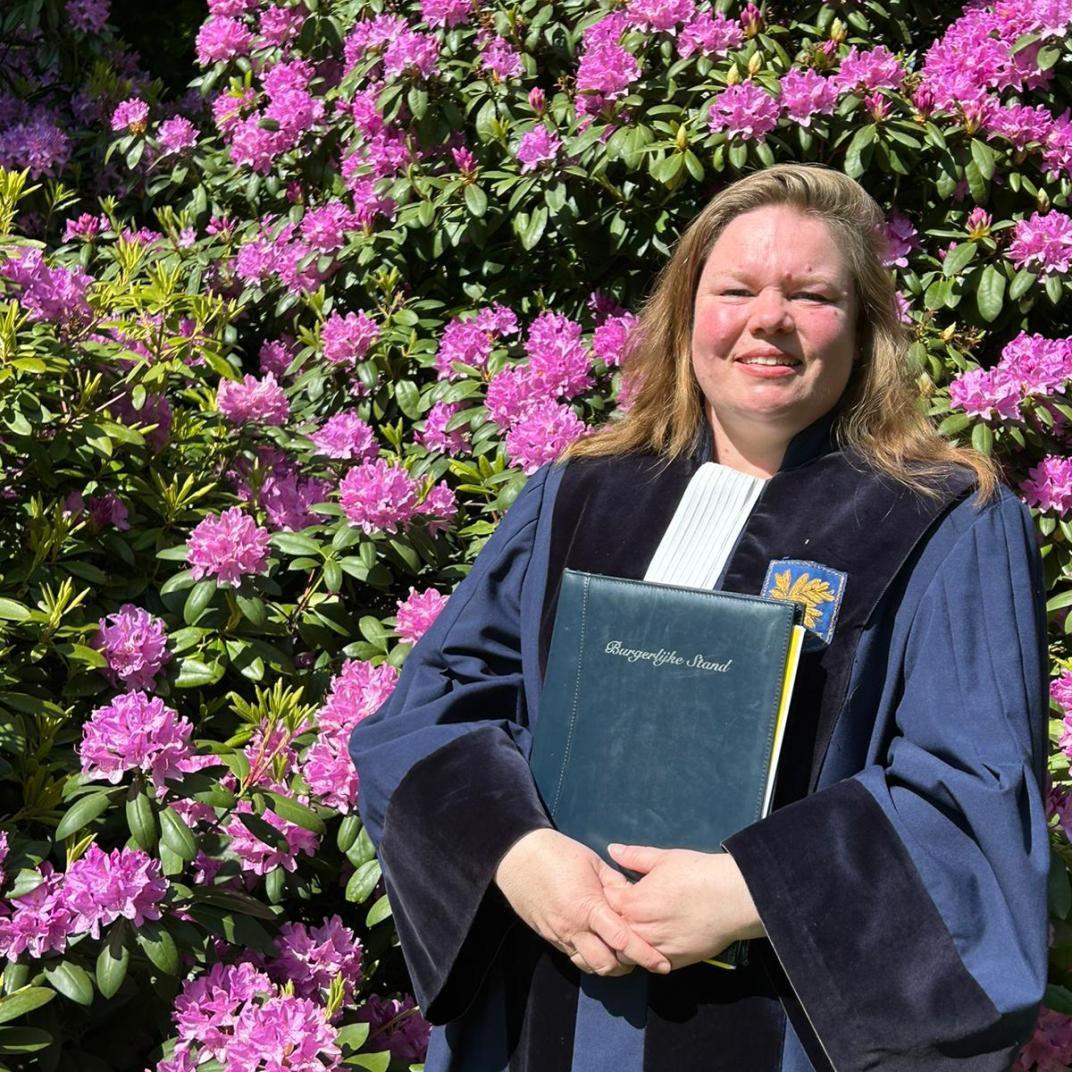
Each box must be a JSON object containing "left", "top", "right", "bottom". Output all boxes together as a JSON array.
[
  {"left": 794, "top": 292, "right": 830, "bottom": 302},
  {"left": 721, "top": 289, "right": 752, "bottom": 297}
]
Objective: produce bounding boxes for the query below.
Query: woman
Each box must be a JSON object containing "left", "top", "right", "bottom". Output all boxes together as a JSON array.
[{"left": 349, "top": 164, "right": 1049, "bottom": 1071}]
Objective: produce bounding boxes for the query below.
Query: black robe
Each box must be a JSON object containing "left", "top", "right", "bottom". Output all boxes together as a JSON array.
[{"left": 349, "top": 421, "right": 1049, "bottom": 1071}]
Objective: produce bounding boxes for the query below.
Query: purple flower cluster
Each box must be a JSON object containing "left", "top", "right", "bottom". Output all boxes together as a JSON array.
[
  {"left": 111, "top": 97, "right": 149, "bottom": 134},
  {"left": 1, "top": 249, "right": 93, "bottom": 327},
  {"left": 883, "top": 211, "right": 919, "bottom": 268},
  {"left": 225, "top": 799, "right": 320, "bottom": 875},
  {"left": 417, "top": 401, "right": 469, "bottom": 455},
  {"left": 434, "top": 304, "right": 518, "bottom": 380},
  {"left": 395, "top": 587, "right": 449, "bottom": 645},
  {"left": 1014, "top": 1007, "right": 1072, "bottom": 1072},
  {"left": 302, "top": 658, "right": 398, "bottom": 813},
  {"left": 707, "top": 82, "right": 780, "bottom": 141},
  {"left": 0, "top": 107, "right": 71, "bottom": 179},
  {"left": 187, "top": 507, "right": 271, "bottom": 586},
  {"left": 310, "top": 412, "right": 378, "bottom": 461},
  {"left": 1007, "top": 212, "right": 1072, "bottom": 275},
  {"left": 322, "top": 310, "right": 380, "bottom": 366},
  {"left": 591, "top": 312, "right": 638, "bottom": 367},
  {"left": 338, "top": 459, "right": 420, "bottom": 534},
  {"left": 162, "top": 961, "right": 340, "bottom": 1072},
  {"left": 0, "top": 847, "right": 167, "bottom": 959},
  {"left": 1021, "top": 455, "right": 1072, "bottom": 514},
  {"left": 576, "top": 12, "right": 641, "bottom": 116},
  {"left": 949, "top": 332, "right": 1072, "bottom": 420},
  {"left": 231, "top": 448, "right": 331, "bottom": 532},
  {"left": 268, "top": 915, "right": 363, "bottom": 1004},
  {"left": 80, "top": 691, "right": 193, "bottom": 786},
  {"left": 94, "top": 604, "right": 170, "bottom": 690},
  {"left": 353, "top": 993, "right": 431, "bottom": 1062},
  {"left": 517, "top": 126, "right": 563, "bottom": 172},
  {"left": 157, "top": 115, "right": 199, "bottom": 155},
  {"left": 217, "top": 372, "right": 290, "bottom": 425}
]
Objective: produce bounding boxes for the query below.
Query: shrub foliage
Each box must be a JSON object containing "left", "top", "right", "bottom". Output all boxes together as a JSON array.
[{"left": 1, "top": 0, "right": 1072, "bottom": 1069}]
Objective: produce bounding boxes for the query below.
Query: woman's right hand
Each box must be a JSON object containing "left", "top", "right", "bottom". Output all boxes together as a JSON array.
[{"left": 493, "top": 828, "right": 672, "bottom": 977}]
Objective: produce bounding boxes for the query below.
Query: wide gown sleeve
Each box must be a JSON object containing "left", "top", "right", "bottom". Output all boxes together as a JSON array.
[
  {"left": 349, "top": 466, "right": 554, "bottom": 1024},
  {"left": 724, "top": 490, "right": 1050, "bottom": 1071}
]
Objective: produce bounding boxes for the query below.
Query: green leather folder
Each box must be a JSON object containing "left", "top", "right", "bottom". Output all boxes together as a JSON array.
[{"left": 529, "top": 569, "right": 804, "bottom": 968}]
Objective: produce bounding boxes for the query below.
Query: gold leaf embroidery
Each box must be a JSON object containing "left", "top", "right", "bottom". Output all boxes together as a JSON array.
[{"left": 769, "top": 569, "right": 836, "bottom": 630}]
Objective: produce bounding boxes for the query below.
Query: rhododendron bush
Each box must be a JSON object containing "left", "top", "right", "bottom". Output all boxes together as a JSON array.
[{"left": 2, "top": 0, "right": 1072, "bottom": 1067}]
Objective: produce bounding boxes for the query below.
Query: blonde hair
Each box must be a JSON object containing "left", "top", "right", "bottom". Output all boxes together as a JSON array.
[{"left": 565, "top": 163, "right": 998, "bottom": 501}]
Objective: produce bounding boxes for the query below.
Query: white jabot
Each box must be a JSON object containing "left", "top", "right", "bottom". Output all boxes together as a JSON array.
[{"left": 643, "top": 462, "right": 766, "bottom": 589}]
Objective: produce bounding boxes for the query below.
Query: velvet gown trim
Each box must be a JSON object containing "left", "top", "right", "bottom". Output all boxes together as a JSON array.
[
  {"left": 379, "top": 724, "right": 552, "bottom": 1025},
  {"left": 723, "top": 779, "right": 1012, "bottom": 1072}
]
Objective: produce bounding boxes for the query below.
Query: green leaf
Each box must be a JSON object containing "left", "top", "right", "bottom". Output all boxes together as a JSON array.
[
  {"left": 235, "top": 594, "right": 267, "bottom": 628},
  {"left": 236, "top": 812, "right": 290, "bottom": 852},
  {"left": 366, "top": 892, "right": 392, "bottom": 927},
  {"left": 1045, "top": 273, "right": 1064, "bottom": 304},
  {"left": 394, "top": 380, "right": 421, "bottom": 421},
  {"left": 260, "top": 790, "right": 326, "bottom": 834},
  {"left": 975, "top": 264, "right": 1005, "bottom": 322},
  {"left": 0, "top": 988, "right": 55, "bottom": 1025},
  {"left": 1046, "top": 590, "right": 1072, "bottom": 613},
  {"left": 336, "top": 1022, "right": 371, "bottom": 1052},
  {"left": 464, "top": 184, "right": 488, "bottom": 218},
  {"left": 359, "top": 616, "right": 390, "bottom": 650},
  {"left": 190, "top": 887, "right": 279, "bottom": 920},
  {"left": 970, "top": 421, "right": 993, "bottom": 455},
  {"left": 843, "top": 125, "right": 876, "bottom": 179},
  {"left": 969, "top": 139, "right": 995, "bottom": 180},
  {"left": 96, "top": 926, "right": 130, "bottom": 999},
  {"left": 520, "top": 206, "right": 548, "bottom": 251},
  {"left": 1009, "top": 268, "right": 1037, "bottom": 301},
  {"left": 272, "top": 532, "right": 321, "bottom": 556},
  {"left": 43, "top": 960, "right": 94, "bottom": 1006},
  {"left": 136, "top": 921, "right": 180, "bottom": 975},
  {"left": 937, "top": 411, "right": 972, "bottom": 437},
  {"left": 55, "top": 789, "right": 114, "bottom": 840},
  {"left": 941, "top": 241, "right": 977, "bottom": 278},
  {"left": 174, "top": 657, "right": 223, "bottom": 688},
  {"left": 160, "top": 806, "right": 198, "bottom": 862},
  {"left": 0, "top": 1027, "right": 54, "bottom": 1054},
  {"left": 344, "top": 1051, "right": 391, "bottom": 1072},
  {"left": 183, "top": 579, "right": 218, "bottom": 626},
  {"left": 346, "top": 860, "right": 382, "bottom": 904},
  {"left": 0, "top": 599, "right": 30, "bottom": 622},
  {"left": 1045, "top": 984, "right": 1072, "bottom": 1015},
  {"left": 964, "top": 159, "right": 988, "bottom": 204},
  {"left": 125, "top": 790, "right": 158, "bottom": 852}
]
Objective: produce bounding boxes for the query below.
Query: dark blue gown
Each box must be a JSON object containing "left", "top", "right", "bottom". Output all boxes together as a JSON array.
[{"left": 350, "top": 421, "right": 1049, "bottom": 1072}]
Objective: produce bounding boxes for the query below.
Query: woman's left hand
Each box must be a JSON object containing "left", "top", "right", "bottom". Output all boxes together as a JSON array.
[{"left": 600, "top": 844, "right": 766, "bottom": 970}]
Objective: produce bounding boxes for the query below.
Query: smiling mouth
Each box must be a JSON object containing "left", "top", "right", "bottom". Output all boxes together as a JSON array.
[{"left": 736, "top": 354, "right": 802, "bottom": 367}]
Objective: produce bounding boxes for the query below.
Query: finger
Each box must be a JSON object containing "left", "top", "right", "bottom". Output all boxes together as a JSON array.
[
  {"left": 587, "top": 901, "right": 670, "bottom": 975},
  {"left": 596, "top": 860, "right": 630, "bottom": 888},
  {"left": 607, "top": 843, "right": 664, "bottom": 874},
  {"left": 602, "top": 884, "right": 625, "bottom": 913},
  {"left": 573, "top": 930, "right": 633, "bottom": 977}
]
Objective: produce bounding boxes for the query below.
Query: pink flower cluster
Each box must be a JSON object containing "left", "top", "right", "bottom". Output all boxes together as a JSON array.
[
  {"left": 111, "top": 97, "right": 149, "bottom": 134},
  {"left": 0, "top": 847, "right": 167, "bottom": 959},
  {"left": 196, "top": 15, "right": 254, "bottom": 65},
  {"left": 949, "top": 332, "right": 1072, "bottom": 421},
  {"left": 338, "top": 459, "right": 420, "bottom": 534},
  {"left": 322, "top": 310, "right": 380, "bottom": 366},
  {"left": 575, "top": 13, "right": 641, "bottom": 116},
  {"left": 225, "top": 800, "right": 320, "bottom": 875},
  {"left": 1021, "top": 456, "right": 1072, "bottom": 515},
  {"left": 517, "top": 126, "right": 563, "bottom": 172},
  {"left": 311, "top": 412, "right": 378, "bottom": 461},
  {"left": 1007, "top": 212, "right": 1072, "bottom": 276},
  {"left": 162, "top": 961, "right": 340, "bottom": 1072},
  {"left": 231, "top": 448, "right": 330, "bottom": 532},
  {"left": 883, "top": 211, "right": 919, "bottom": 268},
  {"left": 268, "top": 915, "right": 363, "bottom": 1004},
  {"left": 353, "top": 993, "right": 431, "bottom": 1062},
  {"left": 591, "top": 312, "right": 638, "bottom": 367},
  {"left": 259, "top": 336, "right": 296, "bottom": 378},
  {"left": 217, "top": 372, "right": 290, "bottom": 425},
  {"left": 1015, "top": 1007, "right": 1072, "bottom": 1071},
  {"left": 1, "top": 248, "right": 92, "bottom": 327},
  {"left": 505, "top": 399, "right": 588, "bottom": 474},
  {"left": 302, "top": 658, "right": 398, "bottom": 813},
  {"left": 157, "top": 115, "right": 199, "bottom": 155},
  {"left": 779, "top": 68, "right": 839, "bottom": 128},
  {"left": 187, "top": 507, "right": 271, "bottom": 586},
  {"left": 396, "top": 587, "right": 449, "bottom": 645},
  {"left": 481, "top": 34, "right": 523, "bottom": 80},
  {"left": 109, "top": 390, "right": 173, "bottom": 452},
  {"left": 94, "top": 604, "right": 170, "bottom": 690},
  {"left": 417, "top": 401, "right": 469, "bottom": 455},
  {"left": 706, "top": 82, "right": 780, "bottom": 140},
  {"left": 80, "top": 691, "right": 193, "bottom": 786},
  {"left": 834, "top": 45, "right": 905, "bottom": 93},
  {"left": 434, "top": 303, "right": 518, "bottom": 380},
  {"left": 421, "top": 0, "right": 471, "bottom": 28}
]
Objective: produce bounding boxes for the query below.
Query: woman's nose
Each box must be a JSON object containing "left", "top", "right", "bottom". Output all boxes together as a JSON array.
[{"left": 749, "top": 287, "right": 794, "bottom": 334}]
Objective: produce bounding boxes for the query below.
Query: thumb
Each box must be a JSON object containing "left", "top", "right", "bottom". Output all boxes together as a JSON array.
[
  {"left": 597, "top": 860, "right": 629, "bottom": 888},
  {"left": 607, "top": 843, "right": 663, "bottom": 874}
]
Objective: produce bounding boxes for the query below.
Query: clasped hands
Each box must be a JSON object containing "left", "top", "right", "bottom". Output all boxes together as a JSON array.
[{"left": 493, "top": 828, "right": 765, "bottom": 977}]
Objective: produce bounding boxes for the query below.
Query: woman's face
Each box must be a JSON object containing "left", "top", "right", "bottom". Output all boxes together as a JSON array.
[{"left": 690, "top": 204, "right": 858, "bottom": 448}]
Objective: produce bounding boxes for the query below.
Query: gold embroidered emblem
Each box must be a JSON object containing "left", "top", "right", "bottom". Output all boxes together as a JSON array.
[{"left": 768, "top": 569, "right": 836, "bottom": 630}]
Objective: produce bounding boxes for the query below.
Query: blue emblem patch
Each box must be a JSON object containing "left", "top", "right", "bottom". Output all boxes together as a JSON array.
[{"left": 761, "top": 559, "right": 847, "bottom": 647}]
